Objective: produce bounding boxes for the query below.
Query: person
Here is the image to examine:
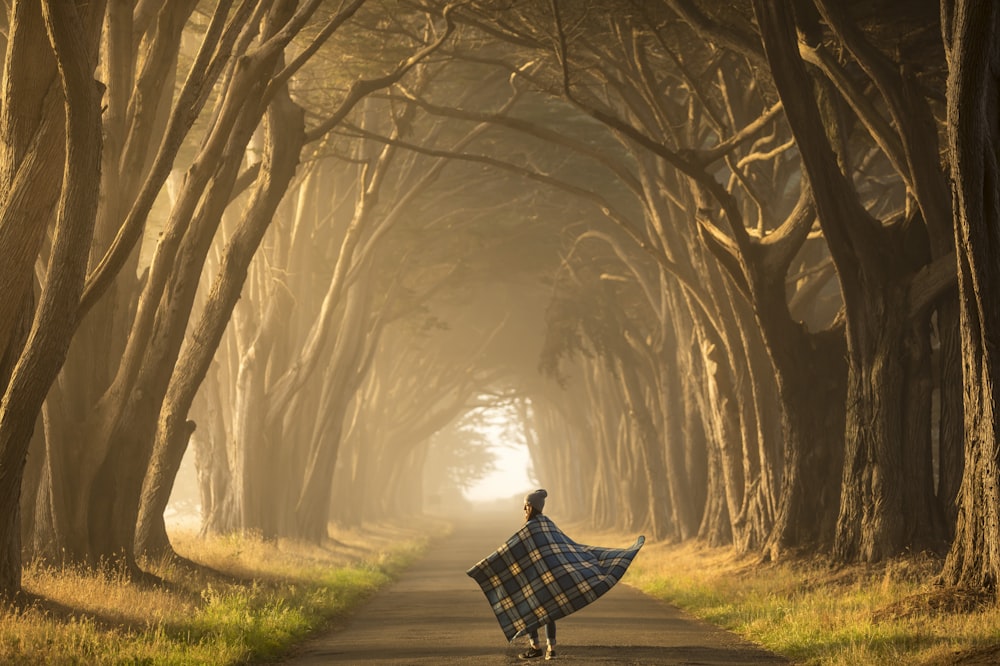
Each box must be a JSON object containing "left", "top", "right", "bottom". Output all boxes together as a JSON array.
[
  {"left": 519, "top": 489, "right": 556, "bottom": 661},
  {"left": 467, "top": 488, "right": 642, "bottom": 661}
]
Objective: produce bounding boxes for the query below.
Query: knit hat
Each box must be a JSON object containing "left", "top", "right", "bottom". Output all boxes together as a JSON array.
[{"left": 524, "top": 489, "right": 547, "bottom": 512}]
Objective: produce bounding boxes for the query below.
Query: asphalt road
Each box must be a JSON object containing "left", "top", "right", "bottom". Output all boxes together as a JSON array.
[{"left": 279, "top": 513, "right": 789, "bottom": 665}]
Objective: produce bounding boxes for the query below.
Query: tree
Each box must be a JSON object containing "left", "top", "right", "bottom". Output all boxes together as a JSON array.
[
  {"left": 0, "top": 0, "right": 103, "bottom": 595},
  {"left": 751, "top": 0, "right": 955, "bottom": 562},
  {"left": 940, "top": 0, "right": 1000, "bottom": 593},
  {"left": 136, "top": 3, "right": 458, "bottom": 556}
]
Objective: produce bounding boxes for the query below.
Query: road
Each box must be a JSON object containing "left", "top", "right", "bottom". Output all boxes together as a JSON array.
[{"left": 278, "top": 513, "right": 789, "bottom": 665}]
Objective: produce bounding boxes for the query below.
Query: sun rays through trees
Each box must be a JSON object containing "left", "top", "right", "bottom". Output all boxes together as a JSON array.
[{"left": 0, "top": 0, "right": 996, "bottom": 614}]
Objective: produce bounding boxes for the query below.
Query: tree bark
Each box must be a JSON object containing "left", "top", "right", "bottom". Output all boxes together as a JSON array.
[
  {"left": 0, "top": 0, "right": 102, "bottom": 594},
  {"left": 753, "top": 0, "right": 946, "bottom": 562},
  {"left": 940, "top": 0, "right": 1000, "bottom": 592},
  {"left": 0, "top": 2, "right": 62, "bottom": 375}
]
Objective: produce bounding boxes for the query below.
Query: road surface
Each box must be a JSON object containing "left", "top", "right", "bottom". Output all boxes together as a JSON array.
[{"left": 278, "top": 513, "right": 789, "bottom": 665}]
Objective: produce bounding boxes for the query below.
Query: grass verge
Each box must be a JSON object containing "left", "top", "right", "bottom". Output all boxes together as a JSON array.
[
  {"left": 573, "top": 528, "right": 1000, "bottom": 665},
  {"left": 1, "top": 517, "right": 447, "bottom": 664}
]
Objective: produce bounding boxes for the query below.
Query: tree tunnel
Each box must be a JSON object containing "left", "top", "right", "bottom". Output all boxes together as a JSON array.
[
  {"left": 2, "top": 0, "right": 1000, "bottom": 599},
  {"left": 423, "top": 399, "right": 534, "bottom": 508}
]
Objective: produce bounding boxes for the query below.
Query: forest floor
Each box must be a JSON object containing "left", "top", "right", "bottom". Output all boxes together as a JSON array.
[{"left": 273, "top": 510, "right": 787, "bottom": 664}]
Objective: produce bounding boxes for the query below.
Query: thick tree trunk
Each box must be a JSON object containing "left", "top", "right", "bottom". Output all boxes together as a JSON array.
[
  {"left": 35, "top": 0, "right": 213, "bottom": 568},
  {"left": 816, "top": 0, "right": 959, "bottom": 555},
  {"left": 763, "top": 326, "right": 847, "bottom": 559},
  {"left": 833, "top": 286, "right": 944, "bottom": 561},
  {"left": 834, "top": 290, "right": 908, "bottom": 562},
  {"left": 941, "top": 0, "right": 1000, "bottom": 592},
  {"left": 48, "top": 0, "right": 185, "bottom": 564},
  {"left": 0, "top": 0, "right": 102, "bottom": 594},
  {"left": 91, "top": 63, "right": 274, "bottom": 568},
  {"left": 754, "top": 0, "right": 946, "bottom": 563},
  {"left": 134, "top": 418, "right": 194, "bottom": 560}
]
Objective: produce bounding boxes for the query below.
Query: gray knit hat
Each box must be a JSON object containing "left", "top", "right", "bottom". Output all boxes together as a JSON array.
[{"left": 524, "top": 489, "right": 547, "bottom": 512}]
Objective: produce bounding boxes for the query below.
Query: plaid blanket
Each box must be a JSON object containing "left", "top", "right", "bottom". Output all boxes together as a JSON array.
[{"left": 466, "top": 515, "right": 644, "bottom": 641}]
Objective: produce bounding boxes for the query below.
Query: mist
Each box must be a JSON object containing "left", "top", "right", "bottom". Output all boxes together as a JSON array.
[{"left": 0, "top": 0, "right": 995, "bottom": 609}]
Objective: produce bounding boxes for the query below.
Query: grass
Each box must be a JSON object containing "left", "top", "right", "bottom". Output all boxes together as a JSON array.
[
  {"left": 574, "top": 528, "right": 1000, "bottom": 665},
  {"left": 0, "top": 517, "right": 447, "bottom": 665}
]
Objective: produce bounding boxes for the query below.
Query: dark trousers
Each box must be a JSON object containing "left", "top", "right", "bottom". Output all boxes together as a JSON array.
[{"left": 529, "top": 621, "right": 556, "bottom": 644}]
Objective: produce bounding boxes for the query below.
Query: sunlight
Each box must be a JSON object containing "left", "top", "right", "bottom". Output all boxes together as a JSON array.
[
  {"left": 463, "top": 438, "right": 534, "bottom": 503},
  {"left": 461, "top": 401, "right": 536, "bottom": 503}
]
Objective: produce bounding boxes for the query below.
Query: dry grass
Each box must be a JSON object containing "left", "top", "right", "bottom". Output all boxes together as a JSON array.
[
  {"left": 573, "top": 526, "right": 1000, "bottom": 665},
  {"left": 0, "top": 517, "right": 448, "bottom": 665}
]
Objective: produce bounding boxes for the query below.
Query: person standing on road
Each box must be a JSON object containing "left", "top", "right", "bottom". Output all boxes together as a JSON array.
[
  {"left": 467, "top": 487, "right": 643, "bottom": 663},
  {"left": 519, "top": 489, "right": 556, "bottom": 660}
]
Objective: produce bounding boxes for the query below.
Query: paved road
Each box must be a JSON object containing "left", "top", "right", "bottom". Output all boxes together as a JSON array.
[{"left": 279, "top": 514, "right": 788, "bottom": 665}]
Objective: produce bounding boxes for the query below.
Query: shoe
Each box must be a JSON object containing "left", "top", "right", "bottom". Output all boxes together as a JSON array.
[
  {"left": 518, "top": 646, "right": 544, "bottom": 659},
  {"left": 545, "top": 646, "right": 557, "bottom": 660}
]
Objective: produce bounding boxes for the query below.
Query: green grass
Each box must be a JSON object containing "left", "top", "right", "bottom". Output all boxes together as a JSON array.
[
  {"left": 574, "top": 530, "right": 1000, "bottom": 665},
  {"left": 0, "top": 519, "right": 445, "bottom": 665}
]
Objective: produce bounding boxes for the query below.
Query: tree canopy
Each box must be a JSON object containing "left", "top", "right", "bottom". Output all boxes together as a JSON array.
[{"left": 0, "top": 0, "right": 998, "bottom": 599}]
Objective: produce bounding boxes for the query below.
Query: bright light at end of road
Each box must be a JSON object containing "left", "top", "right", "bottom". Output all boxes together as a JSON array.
[{"left": 464, "top": 439, "right": 534, "bottom": 503}]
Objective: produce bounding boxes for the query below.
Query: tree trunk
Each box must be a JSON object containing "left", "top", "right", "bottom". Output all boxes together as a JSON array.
[
  {"left": 616, "top": 356, "right": 671, "bottom": 540},
  {"left": 0, "top": 2, "right": 61, "bottom": 367},
  {"left": 643, "top": 288, "right": 697, "bottom": 541},
  {"left": 35, "top": 0, "right": 213, "bottom": 568},
  {"left": 698, "top": 439, "right": 732, "bottom": 547},
  {"left": 292, "top": 279, "right": 373, "bottom": 540},
  {"left": 833, "top": 285, "right": 944, "bottom": 561},
  {"left": 763, "top": 326, "right": 847, "bottom": 558},
  {"left": 754, "top": 0, "right": 946, "bottom": 563},
  {"left": 195, "top": 369, "right": 236, "bottom": 536},
  {"left": 135, "top": 82, "right": 304, "bottom": 559},
  {"left": 936, "top": 302, "right": 965, "bottom": 532},
  {"left": 48, "top": 0, "right": 186, "bottom": 563},
  {"left": 695, "top": 336, "right": 737, "bottom": 547},
  {"left": 0, "top": 0, "right": 102, "bottom": 594},
  {"left": 92, "top": 61, "right": 277, "bottom": 569},
  {"left": 941, "top": 0, "right": 1000, "bottom": 592}
]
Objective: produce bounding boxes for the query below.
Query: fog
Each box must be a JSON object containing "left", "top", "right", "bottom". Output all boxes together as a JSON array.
[
  {"left": 463, "top": 442, "right": 534, "bottom": 504},
  {"left": 3, "top": 0, "right": 996, "bottom": 598}
]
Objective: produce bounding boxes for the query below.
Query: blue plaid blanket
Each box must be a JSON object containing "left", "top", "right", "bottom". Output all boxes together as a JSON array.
[{"left": 466, "top": 516, "right": 644, "bottom": 641}]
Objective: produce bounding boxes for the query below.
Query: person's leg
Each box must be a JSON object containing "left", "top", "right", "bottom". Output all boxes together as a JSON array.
[
  {"left": 544, "top": 621, "right": 556, "bottom": 645},
  {"left": 518, "top": 628, "right": 543, "bottom": 659}
]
